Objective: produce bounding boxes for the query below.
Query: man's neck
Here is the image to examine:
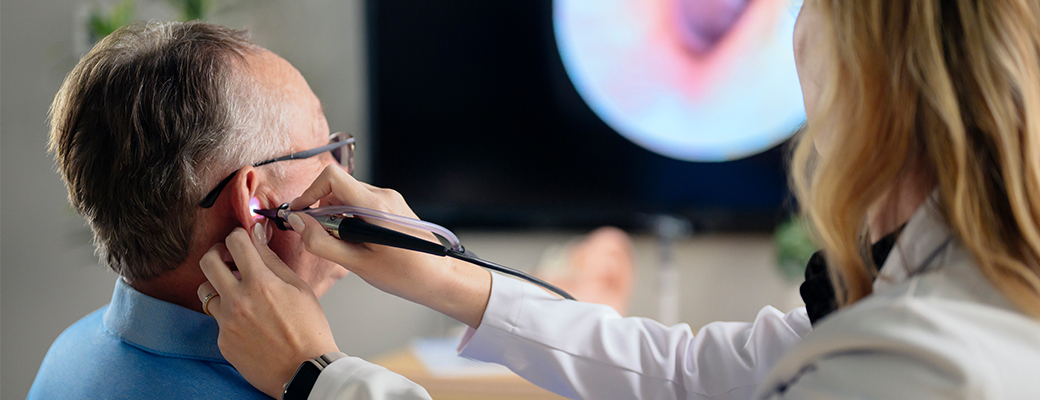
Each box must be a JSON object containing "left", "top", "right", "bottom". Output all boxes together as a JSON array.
[{"left": 127, "top": 255, "right": 209, "bottom": 314}]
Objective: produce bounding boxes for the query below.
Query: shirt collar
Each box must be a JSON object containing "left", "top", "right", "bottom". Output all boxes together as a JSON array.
[
  {"left": 103, "top": 278, "right": 227, "bottom": 363},
  {"left": 874, "top": 193, "right": 954, "bottom": 292}
]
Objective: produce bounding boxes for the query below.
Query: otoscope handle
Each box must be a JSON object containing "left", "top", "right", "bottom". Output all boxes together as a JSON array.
[
  {"left": 320, "top": 215, "right": 450, "bottom": 257},
  {"left": 311, "top": 214, "right": 576, "bottom": 300}
]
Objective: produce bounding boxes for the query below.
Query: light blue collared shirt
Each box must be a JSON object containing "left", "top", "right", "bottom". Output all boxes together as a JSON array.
[{"left": 28, "top": 278, "right": 269, "bottom": 399}]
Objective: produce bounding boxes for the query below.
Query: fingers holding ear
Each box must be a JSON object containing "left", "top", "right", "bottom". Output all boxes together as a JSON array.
[
  {"left": 223, "top": 227, "right": 268, "bottom": 283},
  {"left": 249, "top": 221, "right": 308, "bottom": 287},
  {"left": 200, "top": 242, "right": 238, "bottom": 296},
  {"left": 198, "top": 281, "right": 216, "bottom": 301}
]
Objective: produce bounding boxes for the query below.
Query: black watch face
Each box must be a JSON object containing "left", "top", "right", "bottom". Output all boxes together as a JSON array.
[{"left": 283, "top": 361, "right": 322, "bottom": 400}]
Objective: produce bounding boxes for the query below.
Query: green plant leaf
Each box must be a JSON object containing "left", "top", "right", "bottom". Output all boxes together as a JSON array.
[
  {"left": 88, "top": 0, "right": 137, "bottom": 43},
  {"left": 169, "top": 0, "right": 215, "bottom": 21},
  {"left": 774, "top": 214, "right": 818, "bottom": 282}
]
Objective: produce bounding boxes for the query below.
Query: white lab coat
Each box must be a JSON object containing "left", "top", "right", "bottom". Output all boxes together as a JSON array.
[
  {"left": 310, "top": 199, "right": 1040, "bottom": 399},
  {"left": 755, "top": 199, "right": 1040, "bottom": 398}
]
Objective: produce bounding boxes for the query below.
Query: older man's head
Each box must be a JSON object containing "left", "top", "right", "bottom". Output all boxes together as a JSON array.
[{"left": 49, "top": 21, "right": 348, "bottom": 310}]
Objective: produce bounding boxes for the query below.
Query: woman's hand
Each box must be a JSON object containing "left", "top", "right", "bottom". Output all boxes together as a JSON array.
[
  {"left": 198, "top": 224, "right": 339, "bottom": 399},
  {"left": 287, "top": 166, "right": 491, "bottom": 328}
]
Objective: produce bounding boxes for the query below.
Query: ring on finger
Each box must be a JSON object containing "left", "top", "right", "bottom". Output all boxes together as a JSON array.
[{"left": 202, "top": 292, "right": 220, "bottom": 317}]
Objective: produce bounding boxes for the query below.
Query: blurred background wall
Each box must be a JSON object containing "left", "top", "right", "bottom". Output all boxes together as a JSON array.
[{"left": 0, "top": 1, "right": 804, "bottom": 398}]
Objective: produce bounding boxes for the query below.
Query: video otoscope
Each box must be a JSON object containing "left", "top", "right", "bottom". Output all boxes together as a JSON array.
[{"left": 254, "top": 203, "right": 575, "bottom": 300}]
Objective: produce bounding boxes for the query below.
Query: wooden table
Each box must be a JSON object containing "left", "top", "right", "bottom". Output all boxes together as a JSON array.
[{"left": 372, "top": 349, "right": 566, "bottom": 400}]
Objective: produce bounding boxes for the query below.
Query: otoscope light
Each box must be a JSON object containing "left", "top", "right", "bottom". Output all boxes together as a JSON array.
[{"left": 249, "top": 198, "right": 261, "bottom": 220}]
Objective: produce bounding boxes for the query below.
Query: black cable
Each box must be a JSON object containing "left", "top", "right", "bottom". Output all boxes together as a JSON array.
[
  {"left": 280, "top": 211, "right": 578, "bottom": 301},
  {"left": 447, "top": 250, "right": 576, "bottom": 301}
]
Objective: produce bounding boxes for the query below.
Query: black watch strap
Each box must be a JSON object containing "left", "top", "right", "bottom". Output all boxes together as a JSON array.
[{"left": 283, "top": 352, "right": 348, "bottom": 400}]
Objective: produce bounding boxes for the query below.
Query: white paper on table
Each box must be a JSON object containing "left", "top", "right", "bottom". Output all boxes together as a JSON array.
[{"left": 410, "top": 337, "right": 514, "bottom": 378}]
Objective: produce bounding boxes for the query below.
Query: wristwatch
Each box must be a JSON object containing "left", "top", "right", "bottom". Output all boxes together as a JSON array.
[{"left": 282, "top": 352, "right": 348, "bottom": 400}]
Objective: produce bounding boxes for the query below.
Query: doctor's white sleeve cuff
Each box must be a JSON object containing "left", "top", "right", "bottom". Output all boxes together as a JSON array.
[
  {"left": 309, "top": 356, "right": 432, "bottom": 400},
  {"left": 456, "top": 271, "right": 530, "bottom": 356}
]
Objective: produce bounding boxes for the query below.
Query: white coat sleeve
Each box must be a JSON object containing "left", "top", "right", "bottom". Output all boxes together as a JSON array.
[
  {"left": 457, "top": 272, "right": 812, "bottom": 400},
  {"left": 308, "top": 356, "right": 432, "bottom": 400}
]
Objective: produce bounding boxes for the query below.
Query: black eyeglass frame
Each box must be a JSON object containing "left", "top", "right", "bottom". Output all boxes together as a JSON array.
[{"left": 198, "top": 132, "right": 355, "bottom": 208}]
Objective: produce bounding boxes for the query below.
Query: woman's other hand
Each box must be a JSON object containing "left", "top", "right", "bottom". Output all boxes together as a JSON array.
[{"left": 198, "top": 224, "right": 339, "bottom": 399}]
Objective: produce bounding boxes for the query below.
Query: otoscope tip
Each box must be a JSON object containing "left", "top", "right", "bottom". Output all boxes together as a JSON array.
[
  {"left": 253, "top": 207, "right": 294, "bottom": 231},
  {"left": 253, "top": 209, "right": 280, "bottom": 219}
]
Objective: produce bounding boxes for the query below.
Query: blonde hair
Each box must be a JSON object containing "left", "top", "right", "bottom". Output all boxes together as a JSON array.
[{"left": 791, "top": 0, "right": 1040, "bottom": 318}]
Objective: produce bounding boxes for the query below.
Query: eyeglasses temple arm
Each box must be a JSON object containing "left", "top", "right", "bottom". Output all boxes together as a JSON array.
[
  {"left": 257, "top": 137, "right": 356, "bottom": 166},
  {"left": 198, "top": 170, "right": 239, "bottom": 208}
]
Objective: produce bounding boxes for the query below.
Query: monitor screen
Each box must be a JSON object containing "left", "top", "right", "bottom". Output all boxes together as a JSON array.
[{"left": 366, "top": 0, "right": 804, "bottom": 232}]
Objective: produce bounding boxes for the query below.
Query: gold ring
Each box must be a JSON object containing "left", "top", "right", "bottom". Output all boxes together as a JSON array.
[{"left": 202, "top": 292, "right": 219, "bottom": 317}]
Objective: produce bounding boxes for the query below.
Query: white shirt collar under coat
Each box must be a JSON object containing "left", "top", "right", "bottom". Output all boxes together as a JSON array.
[{"left": 873, "top": 194, "right": 953, "bottom": 293}]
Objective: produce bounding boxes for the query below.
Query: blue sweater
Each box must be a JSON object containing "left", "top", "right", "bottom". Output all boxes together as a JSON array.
[{"left": 29, "top": 279, "right": 269, "bottom": 399}]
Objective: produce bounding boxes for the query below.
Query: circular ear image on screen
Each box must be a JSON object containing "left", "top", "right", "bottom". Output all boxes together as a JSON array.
[{"left": 554, "top": 0, "right": 805, "bottom": 162}]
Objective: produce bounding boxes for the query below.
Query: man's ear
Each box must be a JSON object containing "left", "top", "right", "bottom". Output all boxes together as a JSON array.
[{"left": 227, "top": 166, "right": 266, "bottom": 228}]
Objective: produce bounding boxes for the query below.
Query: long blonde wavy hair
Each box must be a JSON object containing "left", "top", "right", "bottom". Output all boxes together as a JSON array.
[{"left": 790, "top": 0, "right": 1040, "bottom": 319}]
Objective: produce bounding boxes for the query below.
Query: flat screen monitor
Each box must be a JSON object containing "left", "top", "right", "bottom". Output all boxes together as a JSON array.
[{"left": 366, "top": 0, "right": 805, "bottom": 232}]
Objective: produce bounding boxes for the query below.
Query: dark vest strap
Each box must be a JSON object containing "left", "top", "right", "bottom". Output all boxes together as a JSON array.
[{"left": 799, "top": 231, "right": 900, "bottom": 326}]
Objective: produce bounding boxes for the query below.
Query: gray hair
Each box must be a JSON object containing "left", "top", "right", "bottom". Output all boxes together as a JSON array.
[
  {"left": 204, "top": 53, "right": 292, "bottom": 191},
  {"left": 49, "top": 20, "right": 289, "bottom": 280}
]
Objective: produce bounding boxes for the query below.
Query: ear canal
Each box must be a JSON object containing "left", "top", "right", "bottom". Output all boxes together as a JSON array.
[{"left": 249, "top": 197, "right": 262, "bottom": 220}]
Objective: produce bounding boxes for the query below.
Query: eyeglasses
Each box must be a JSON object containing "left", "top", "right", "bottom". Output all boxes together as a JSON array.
[{"left": 198, "top": 132, "right": 355, "bottom": 208}]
